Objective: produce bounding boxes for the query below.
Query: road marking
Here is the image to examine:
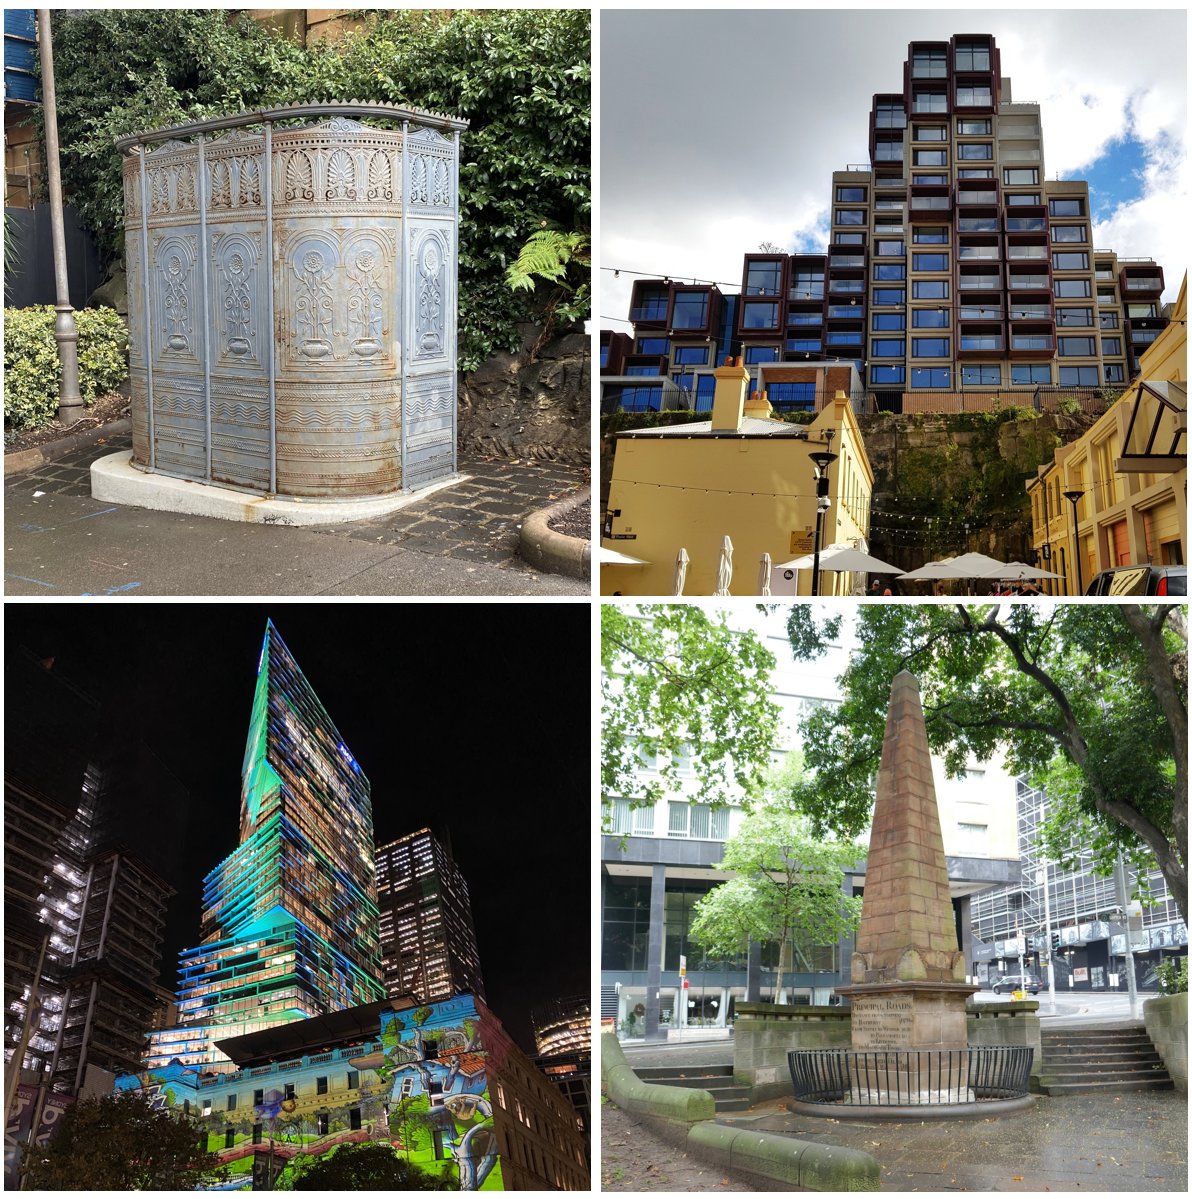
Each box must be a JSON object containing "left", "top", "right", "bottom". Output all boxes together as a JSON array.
[
  {"left": 81, "top": 581, "right": 142, "bottom": 596},
  {"left": 5, "top": 573, "right": 56, "bottom": 589}
]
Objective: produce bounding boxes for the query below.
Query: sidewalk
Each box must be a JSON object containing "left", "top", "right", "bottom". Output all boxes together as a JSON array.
[{"left": 5, "top": 428, "right": 589, "bottom": 596}]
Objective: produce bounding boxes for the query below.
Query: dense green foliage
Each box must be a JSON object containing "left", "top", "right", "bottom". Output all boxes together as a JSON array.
[
  {"left": 3, "top": 305, "right": 128, "bottom": 431},
  {"left": 19, "top": 1092, "right": 223, "bottom": 1190},
  {"left": 285, "top": 1142, "right": 451, "bottom": 1190},
  {"left": 601, "top": 605, "right": 781, "bottom": 814},
  {"left": 43, "top": 8, "right": 590, "bottom": 370},
  {"left": 784, "top": 604, "right": 1188, "bottom": 923},
  {"left": 1155, "top": 956, "right": 1188, "bottom": 995}
]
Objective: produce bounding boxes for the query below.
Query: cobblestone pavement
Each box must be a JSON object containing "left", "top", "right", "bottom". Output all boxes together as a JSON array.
[{"left": 5, "top": 431, "right": 590, "bottom": 596}]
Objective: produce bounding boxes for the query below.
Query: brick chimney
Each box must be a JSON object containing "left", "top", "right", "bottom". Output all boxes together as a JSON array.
[{"left": 710, "top": 358, "right": 750, "bottom": 432}]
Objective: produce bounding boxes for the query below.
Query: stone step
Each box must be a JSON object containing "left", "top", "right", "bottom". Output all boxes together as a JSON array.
[
  {"left": 634, "top": 1064, "right": 734, "bottom": 1083},
  {"left": 1042, "top": 1047, "right": 1162, "bottom": 1064},
  {"left": 1039, "top": 1062, "right": 1169, "bottom": 1081},
  {"left": 1043, "top": 1076, "right": 1174, "bottom": 1096}
]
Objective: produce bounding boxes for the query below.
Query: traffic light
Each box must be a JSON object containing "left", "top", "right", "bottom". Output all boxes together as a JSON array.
[{"left": 1051, "top": 933, "right": 1061, "bottom": 954}]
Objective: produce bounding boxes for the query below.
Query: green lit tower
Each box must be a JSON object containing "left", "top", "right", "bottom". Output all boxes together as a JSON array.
[{"left": 146, "top": 621, "right": 385, "bottom": 1072}]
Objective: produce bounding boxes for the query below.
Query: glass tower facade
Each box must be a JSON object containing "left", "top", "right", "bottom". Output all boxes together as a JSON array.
[{"left": 147, "top": 621, "right": 385, "bottom": 1071}]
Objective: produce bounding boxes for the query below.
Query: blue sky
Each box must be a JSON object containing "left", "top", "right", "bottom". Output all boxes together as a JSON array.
[{"left": 600, "top": 8, "right": 1188, "bottom": 330}]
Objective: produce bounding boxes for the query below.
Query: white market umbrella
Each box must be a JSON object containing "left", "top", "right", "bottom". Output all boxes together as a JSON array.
[
  {"left": 713, "top": 536, "right": 734, "bottom": 596},
  {"left": 673, "top": 547, "right": 690, "bottom": 596},
  {"left": 944, "top": 551, "right": 1010, "bottom": 576},
  {"left": 898, "top": 560, "right": 970, "bottom": 581},
  {"left": 979, "top": 561, "right": 1062, "bottom": 581},
  {"left": 777, "top": 543, "right": 902, "bottom": 574},
  {"left": 757, "top": 552, "right": 772, "bottom": 597},
  {"left": 598, "top": 546, "right": 649, "bottom": 566}
]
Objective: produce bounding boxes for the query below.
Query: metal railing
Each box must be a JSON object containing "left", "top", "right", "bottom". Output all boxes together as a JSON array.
[{"left": 789, "top": 1046, "right": 1033, "bottom": 1106}]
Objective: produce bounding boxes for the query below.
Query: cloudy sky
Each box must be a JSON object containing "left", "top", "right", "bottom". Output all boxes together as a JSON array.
[{"left": 598, "top": 7, "right": 1188, "bottom": 332}]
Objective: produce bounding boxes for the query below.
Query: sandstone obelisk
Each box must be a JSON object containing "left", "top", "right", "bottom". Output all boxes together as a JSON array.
[{"left": 836, "top": 671, "right": 977, "bottom": 1079}]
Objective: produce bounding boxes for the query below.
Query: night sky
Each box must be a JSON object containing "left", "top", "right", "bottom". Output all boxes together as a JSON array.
[{"left": 6, "top": 603, "right": 591, "bottom": 1052}]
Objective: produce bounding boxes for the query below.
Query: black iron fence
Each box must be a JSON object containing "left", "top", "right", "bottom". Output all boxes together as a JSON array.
[{"left": 788, "top": 1046, "right": 1033, "bottom": 1106}]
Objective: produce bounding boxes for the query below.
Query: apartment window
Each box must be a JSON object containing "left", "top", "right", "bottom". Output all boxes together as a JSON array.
[
  {"left": 873, "top": 264, "right": 906, "bottom": 281},
  {"left": 786, "top": 338, "right": 821, "bottom": 354},
  {"left": 826, "top": 331, "right": 863, "bottom": 346},
  {"left": 624, "top": 364, "right": 660, "bottom": 377},
  {"left": 835, "top": 231, "right": 864, "bottom": 245},
  {"left": 1104, "top": 363, "right": 1126, "bottom": 383},
  {"left": 962, "top": 365, "right": 1000, "bottom": 385},
  {"left": 316, "top": 1076, "right": 328, "bottom": 1096},
  {"left": 1004, "top": 168, "right": 1039, "bottom": 185},
  {"left": 913, "top": 148, "right": 947, "bottom": 166},
  {"left": 788, "top": 311, "right": 822, "bottom": 326},
  {"left": 957, "top": 143, "right": 993, "bottom": 159},
  {"left": 871, "top": 338, "right": 905, "bottom": 357},
  {"left": 1058, "top": 337, "right": 1096, "bottom": 356},
  {"left": 671, "top": 292, "right": 709, "bottom": 329},
  {"left": 835, "top": 208, "right": 866, "bottom": 225},
  {"left": 1011, "top": 333, "right": 1053, "bottom": 350},
  {"left": 1055, "top": 308, "right": 1092, "bottom": 327},
  {"left": 631, "top": 804, "right": 655, "bottom": 835},
  {"left": 872, "top": 312, "right": 905, "bottom": 330},
  {"left": 874, "top": 140, "right": 904, "bottom": 162},
  {"left": 912, "top": 253, "right": 948, "bottom": 272},
  {"left": 912, "top": 280, "right": 949, "bottom": 300},
  {"left": 1005, "top": 192, "right": 1041, "bottom": 205},
  {"left": 873, "top": 288, "right": 905, "bottom": 305},
  {"left": 836, "top": 186, "right": 867, "bottom": 202},
  {"left": 1053, "top": 252, "right": 1090, "bottom": 271},
  {"left": 960, "top": 333, "right": 1001, "bottom": 351},
  {"left": 912, "top": 89, "right": 948, "bottom": 113},
  {"left": 1012, "top": 365, "right": 1051, "bottom": 385},
  {"left": 957, "top": 217, "right": 997, "bottom": 232},
  {"left": 672, "top": 346, "right": 709, "bottom": 366},
  {"left": 1052, "top": 225, "right": 1088, "bottom": 243},
  {"left": 914, "top": 124, "right": 947, "bottom": 141},
  {"left": 912, "top": 174, "right": 947, "bottom": 186},
  {"left": 911, "top": 367, "right": 951, "bottom": 387},
  {"left": 874, "top": 239, "right": 904, "bottom": 257},
  {"left": 912, "top": 337, "right": 950, "bottom": 357},
  {"left": 1128, "top": 303, "right": 1159, "bottom": 318},
  {"left": 1102, "top": 337, "right": 1122, "bottom": 356},
  {"left": 227, "top": 1094, "right": 237, "bottom": 1112},
  {"left": 956, "top": 167, "right": 994, "bottom": 179},
  {"left": 637, "top": 337, "right": 668, "bottom": 355},
  {"left": 956, "top": 86, "right": 992, "bottom": 106},
  {"left": 1005, "top": 216, "right": 1046, "bottom": 233},
  {"left": 912, "top": 309, "right": 948, "bottom": 328},
  {"left": 667, "top": 802, "right": 729, "bottom": 840},
  {"left": 912, "top": 48, "right": 948, "bottom": 77},
  {"left": 744, "top": 345, "right": 779, "bottom": 364},
  {"left": 1059, "top": 366, "right": 1099, "bottom": 386},
  {"left": 1055, "top": 279, "right": 1092, "bottom": 298},
  {"left": 792, "top": 270, "right": 824, "bottom": 300},
  {"left": 1098, "top": 312, "right": 1119, "bottom": 329},
  {"left": 912, "top": 226, "right": 948, "bottom": 245},
  {"left": 873, "top": 101, "right": 905, "bottom": 129},
  {"left": 1049, "top": 198, "right": 1085, "bottom": 217},
  {"left": 768, "top": 382, "right": 817, "bottom": 411},
  {"left": 745, "top": 261, "right": 782, "bottom": 296},
  {"left": 870, "top": 365, "right": 905, "bottom": 384},
  {"left": 742, "top": 301, "right": 779, "bottom": 330},
  {"left": 957, "top": 118, "right": 992, "bottom": 135},
  {"left": 954, "top": 42, "right": 990, "bottom": 71}
]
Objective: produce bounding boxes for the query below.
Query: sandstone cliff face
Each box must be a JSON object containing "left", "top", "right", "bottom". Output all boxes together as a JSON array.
[{"left": 458, "top": 328, "right": 589, "bottom": 466}]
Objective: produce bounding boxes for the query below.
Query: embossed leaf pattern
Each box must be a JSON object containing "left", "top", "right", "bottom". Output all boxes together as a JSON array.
[
  {"left": 150, "top": 170, "right": 169, "bottom": 213},
  {"left": 367, "top": 152, "right": 392, "bottom": 200},
  {"left": 432, "top": 159, "right": 450, "bottom": 206},
  {"left": 175, "top": 166, "right": 195, "bottom": 210},
  {"left": 410, "top": 155, "right": 428, "bottom": 204},
  {"left": 286, "top": 151, "right": 313, "bottom": 201},
  {"left": 327, "top": 149, "right": 354, "bottom": 199},
  {"left": 211, "top": 161, "right": 231, "bottom": 208},
  {"left": 239, "top": 157, "right": 261, "bottom": 205}
]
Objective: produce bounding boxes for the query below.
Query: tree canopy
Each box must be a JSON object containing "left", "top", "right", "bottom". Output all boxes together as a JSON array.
[
  {"left": 786, "top": 603, "right": 1188, "bottom": 923},
  {"left": 19, "top": 1091, "right": 224, "bottom": 1190},
  {"left": 601, "top": 605, "right": 781, "bottom": 815},
  {"left": 286, "top": 1141, "right": 451, "bottom": 1190},
  {"left": 42, "top": 8, "right": 590, "bottom": 370}
]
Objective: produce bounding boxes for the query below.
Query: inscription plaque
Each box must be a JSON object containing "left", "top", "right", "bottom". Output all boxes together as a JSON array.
[{"left": 850, "top": 995, "right": 914, "bottom": 1048}]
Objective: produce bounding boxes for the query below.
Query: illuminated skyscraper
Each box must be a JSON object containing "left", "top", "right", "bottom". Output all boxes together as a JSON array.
[
  {"left": 147, "top": 621, "right": 385, "bottom": 1072},
  {"left": 376, "top": 829, "right": 485, "bottom": 1006}
]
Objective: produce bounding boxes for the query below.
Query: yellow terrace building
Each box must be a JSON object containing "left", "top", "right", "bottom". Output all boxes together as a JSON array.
[
  {"left": 600, "top": 360, "right": 874, "bottom": 596},
  {"left": 1027, "top": 275, "right": 1187, "bottom": 594}
]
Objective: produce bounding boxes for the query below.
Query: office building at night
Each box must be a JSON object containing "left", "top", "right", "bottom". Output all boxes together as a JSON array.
[
  {"left": 602, "top": 33, "right": 1169, "bottom": 417},
  {"left": 146, "top": 621, "right": 385, "bottom": 1073},
  {"left": 376, "top": 828, "right": 486, "bottom": 1006},
  {"left": 531, "top": 996, "right": 591, "bottom": 1145}
]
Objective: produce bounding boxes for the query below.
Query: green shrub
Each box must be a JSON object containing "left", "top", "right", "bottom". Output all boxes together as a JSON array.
[
  {"left": 4, "top": 305, "right": 129, "bottom": 432},
  {"left": 1155, "top": 957, "right": 1188, "bottom": 995}
]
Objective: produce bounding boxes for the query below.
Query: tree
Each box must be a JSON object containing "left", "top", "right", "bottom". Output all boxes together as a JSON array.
[
  {"left": 601, "top": 605, "right": 781, "bottom": 817},
  {"left": 42, "top": 8, "right": 590, "bottom": 371},
  {"left": 287, "top": 1141, "right": 452, "bottom": 1190},
  {"left": 689, "top": 798, "right": 863, "bottom": 1000},
  {"left": 785, "top": 603, "right": 1188, "bottom": 923},
  {"left": 19, "top": 1091, "right": 224, "bottom": 1190}
]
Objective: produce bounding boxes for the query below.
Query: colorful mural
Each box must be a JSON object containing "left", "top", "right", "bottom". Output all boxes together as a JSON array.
[{"left": 116, "top": 995, "right": 502, "bottom": 1190}]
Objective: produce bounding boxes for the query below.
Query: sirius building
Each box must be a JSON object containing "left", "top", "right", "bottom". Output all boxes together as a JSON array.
[{"left": 146, "top": 621, "right": 385, "bottom": 1072}]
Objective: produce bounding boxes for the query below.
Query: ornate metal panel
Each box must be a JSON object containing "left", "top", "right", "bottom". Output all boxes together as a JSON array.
[{"left": 119, "top": 103, "right": 465, "bottom": 498}]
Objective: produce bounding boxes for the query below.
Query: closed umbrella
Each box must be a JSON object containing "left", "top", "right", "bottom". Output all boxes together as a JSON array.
[
  {"left": 757, "top": 552, "right": 772, "bottom": 597},
  {"left": 713, "top": 536, "right": 734, "bottom": 596},
  {"left": 673, "top": 548, "right": 691, "bottom": 596}
]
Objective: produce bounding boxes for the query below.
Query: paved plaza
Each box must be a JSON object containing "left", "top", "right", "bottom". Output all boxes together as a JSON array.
[{"left": 5, "top": 429, "right": 588, "bottom": 596}]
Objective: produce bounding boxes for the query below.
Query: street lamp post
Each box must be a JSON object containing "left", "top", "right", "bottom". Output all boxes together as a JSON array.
[
  {"left": 1062, "top": 489, "right": 1084, "bottom": 596},
  {"left": 808, "top": 429, "right": 838, "bottom": 598},
  {"left": 35, "top": 10, "right": 83, "bottom": 426}
]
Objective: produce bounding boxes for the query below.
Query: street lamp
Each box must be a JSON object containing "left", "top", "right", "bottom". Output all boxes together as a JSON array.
[
  {"left": 808, "top": 429, "right": 838, "bottom": 597},
  {"left": 1062, "top": 488, "right": 1084, "bottom": 596}
]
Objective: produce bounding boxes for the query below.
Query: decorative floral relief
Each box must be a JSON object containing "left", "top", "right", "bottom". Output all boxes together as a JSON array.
[
  {"left": 347, "top": 249, "right": 384, "bottom": 357},
  {"left": 325, "top": 149, "right": 357, "bottom": 201},
  {"left": 415, "top": 237, "right": 445, "bottom": 354},
  {"left": 210, "top": 160, "right": 232, "bottom": 209},
  {"left": 149, "top": 169, "right": 169, "bottom": 214},
  {"left": 409, "top": 155, "right": 429, "bottom": 205},
  {"left": 175, "top": 164, "right": 196, "bottom": 211},
  {"left": 238, "top": 157, "right": 261, "bottom": 206},
  {"left": 285, "top": 151, "right": 315, "bottom": 202},
  {"left": 220, "top": 250, "right": 254, "bottom": 358},
  {"left": 161, "top": 252, "right": 192, "bottom": 353},
  {"left": 432, "top": 159, "right": 451, "bottom": 207},
  {"left": 293, "top": 248, "right": 334, "bottom": 358},
  {"left": 366, "top": 152, "right": 393, "bottom": 201}
]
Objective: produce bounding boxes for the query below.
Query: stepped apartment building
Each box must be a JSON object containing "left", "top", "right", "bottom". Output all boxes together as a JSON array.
[
  {"left": 601, "top": 33, "right": 1169, "bottom": 417},
  {"left": 375, "top": 827, "right": 486, "bottom": 1006},
  {"left": 146, "top": 621, "right": 386, "bottom": 1073}
]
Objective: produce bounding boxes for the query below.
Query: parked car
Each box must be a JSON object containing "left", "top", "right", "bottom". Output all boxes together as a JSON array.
[
  {"left": 1085, "top": 564, "right": 1187, "bottom": 596},
  {"left": 991, "top": 973, "right": 1040, "bottom": 995}
]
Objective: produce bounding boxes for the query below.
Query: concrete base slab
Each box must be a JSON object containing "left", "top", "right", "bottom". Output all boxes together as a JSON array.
[
  {"left": 788, "top": 1093, "right": 1036, "bottom": 1120},
  {"left": 90, "top": 451, "right": 464, "bottom": 526}
]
